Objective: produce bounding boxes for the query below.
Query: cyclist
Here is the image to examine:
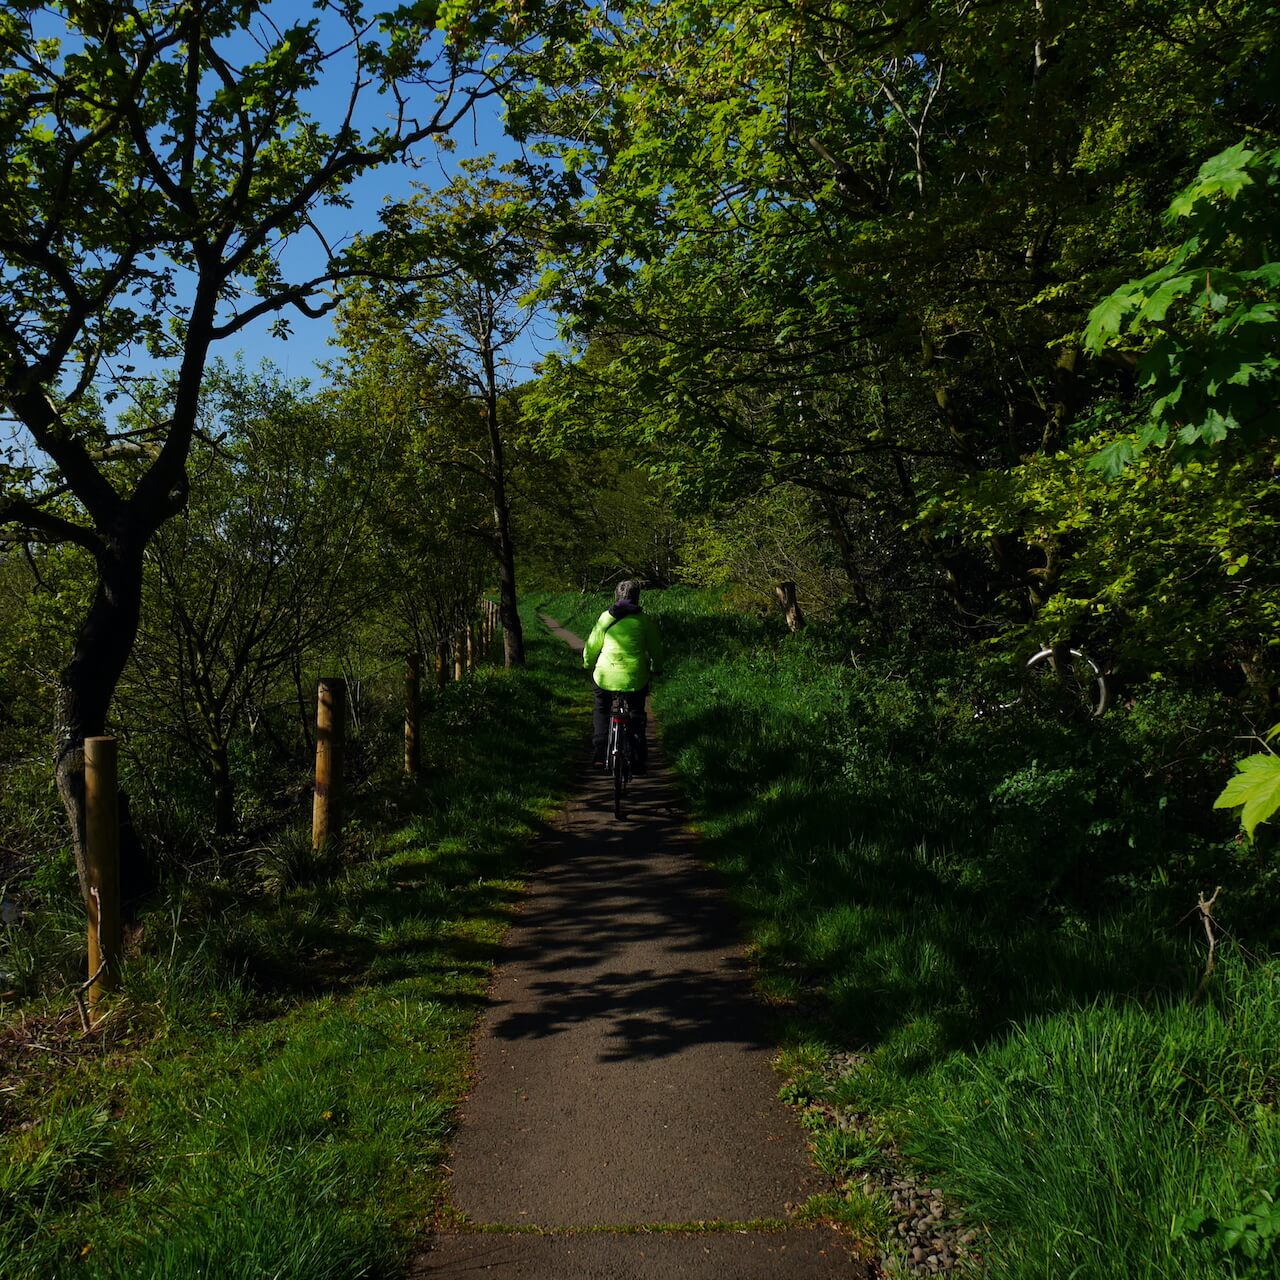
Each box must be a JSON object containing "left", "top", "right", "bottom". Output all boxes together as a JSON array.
[{"left": 583, "top": 580, "right": 664, "bottom": 774}]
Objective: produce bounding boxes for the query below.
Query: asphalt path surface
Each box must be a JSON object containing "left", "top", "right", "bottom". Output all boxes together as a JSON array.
[{"left": 414, "top": 617, "right": 863, "bottom": 1278}]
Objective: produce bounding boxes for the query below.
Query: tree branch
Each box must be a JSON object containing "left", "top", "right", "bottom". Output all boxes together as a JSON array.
[{"left": 0, "top": 494, "right": 102, "bottom": 553}]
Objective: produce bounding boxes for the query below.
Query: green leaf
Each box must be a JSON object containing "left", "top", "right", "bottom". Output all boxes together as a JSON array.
[
  {"left": 1191, "top": 142, "right": 1257, "bottom": 202},
  {"left": 1087, "top": 438, "right": 1136, "bottom": 479},
  {"left": 1139, "top": 274, "right": 1195, "bottom": 323},
  {"left": 1175, "top": 1207, "right": 1209, "bottom": 1236},
  {"left": 1149, "top": 381, "right": 1184, "bottom": 421},
  {"left": 1083, "top": 289, "right": 1136, "bottom": 353},
  {"left": 1246, "top": 262, "right": 1280, "bottom": 289},
  {"left": 1191, "top": 408, "right": 1235, "bottom": 446},
  {"left": 1214, "top": 750, "right": 1280, "bottom": 839},
  {"left": 1226, "top": 360, "right": 1275, "bottom": 387},
  {"left": 1226, "top": 302, "right": 1279, "bottom": 332},
  {"left": 1136, "top": 422, "right": 1169, "bottom": 449}
]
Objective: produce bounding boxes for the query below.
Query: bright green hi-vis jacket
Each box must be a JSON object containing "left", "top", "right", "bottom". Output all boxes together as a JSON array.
[{"left": 583, "top": 604, "right": 664, "bottom": 692}]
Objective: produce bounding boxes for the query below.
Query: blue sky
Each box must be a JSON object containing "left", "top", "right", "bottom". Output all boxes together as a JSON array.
[
  {"left": 8, "top": 5, "right": 566, "bottom": 445},
  {"left": 217, "top": 90, "right": 563, "bottom": 390}
]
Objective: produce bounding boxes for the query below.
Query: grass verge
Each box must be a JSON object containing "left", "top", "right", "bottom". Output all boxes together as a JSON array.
[
  {"left": 531, "top": 587, "right": 1280, "bottom": 1279},
  {"left": 0, "top": 608, "right": 585, "bottom": 1280}
]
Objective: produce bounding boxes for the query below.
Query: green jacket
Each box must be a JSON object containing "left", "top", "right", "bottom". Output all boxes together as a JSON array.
[{"left": 583, "top": 604, "right": 664, "bottom": 691}]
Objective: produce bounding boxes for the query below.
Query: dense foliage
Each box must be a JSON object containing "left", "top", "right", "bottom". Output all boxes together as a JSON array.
[{"left": 514, "top": 0, "right": 1278, "bottom": 684}]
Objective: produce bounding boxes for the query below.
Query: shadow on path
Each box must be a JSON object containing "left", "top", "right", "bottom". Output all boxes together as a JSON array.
[
  {"left": 418, "top": 616, "right": 861, "bottom": 1274},
  {"left": 488, "top": 769, "right": 775, "bottom": 1065}
]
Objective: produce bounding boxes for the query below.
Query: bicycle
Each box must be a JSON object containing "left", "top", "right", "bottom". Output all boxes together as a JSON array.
[
  {"left": 606, "top": 694, "right": 636, "bottom": 819},
  {"left": 1025, "top": 645, "right": 1111, "bottom": 717},
  {"left": 975, "top": 645, "right": 1112, "bottom": 719}
]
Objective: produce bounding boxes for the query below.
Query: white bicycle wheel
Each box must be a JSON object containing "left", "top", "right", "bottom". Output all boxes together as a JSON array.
[{"left": 1024, "top": 647, "right": 1110, "bottom": 717}]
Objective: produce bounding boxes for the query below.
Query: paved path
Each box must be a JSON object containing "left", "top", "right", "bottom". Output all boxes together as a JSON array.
[{"left": 414, "top": 618, "right": 862, "bottom": 1278}]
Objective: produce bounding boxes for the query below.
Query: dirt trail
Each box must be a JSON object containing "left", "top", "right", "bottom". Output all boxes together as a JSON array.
[{"left": 414, "top": 617, "right": 862, "bottom": 1278}]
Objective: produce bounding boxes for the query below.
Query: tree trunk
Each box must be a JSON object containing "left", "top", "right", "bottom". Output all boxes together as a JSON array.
[
  {"left": 293, "top": 653, "right": 314, "bottom": 757},
  {"left": 482, "top": 344, "right": 525, "bottom": 667},
  {"left": 55, "top": 533, "right": 148, "bottom": 904},
  {"left": 210, "top": 739, "right": 234, "bottom": 838},
  {"left": 818, "top": 494, "right": 876, "bottom": 618},
  {"left": 404, "top": 651, "right": 420, "bottom": 777},
  {"left": 1239, "top": 654, "right": 1276, "bottom": 710},
  {"left": 494, "top": 509, "right": 524, "bottom": 667}
]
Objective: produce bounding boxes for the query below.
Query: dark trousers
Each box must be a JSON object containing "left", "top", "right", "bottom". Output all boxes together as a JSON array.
[{"left": 592, "top": 683, "right": 648, "bottom": 762}]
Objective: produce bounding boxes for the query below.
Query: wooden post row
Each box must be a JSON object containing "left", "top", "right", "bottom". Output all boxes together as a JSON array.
[
  {"left": 84, "top": 736, "right": 121, "bottom": 1008},
  {"left": 312, "top": 677, "right": 346, "bottom": 850},
  {"left": 404, "top": 652, "right": 420, "bottom": 778}
]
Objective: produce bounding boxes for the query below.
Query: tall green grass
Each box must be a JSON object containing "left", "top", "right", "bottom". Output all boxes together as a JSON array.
[
  {"left": 893, "top": 959, "right": 1280, "bottom": 1277},
  {"left": 533, "top": 587, "right": 1280, "bottom": 1278},
  {"left": 0, "top": 609, "right": 584, "bottom": 1280}
]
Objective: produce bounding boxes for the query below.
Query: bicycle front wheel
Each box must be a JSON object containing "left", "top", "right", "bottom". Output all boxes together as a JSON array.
[{"left": 1024, "top": 647, "right": 1110, "bottom": 717}]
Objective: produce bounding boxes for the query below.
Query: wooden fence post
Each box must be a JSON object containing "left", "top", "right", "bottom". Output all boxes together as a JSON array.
[
  {"left": 84, "top": 736, "right": 121, "bottom": 1009},
  {"left": 312, "top": 677, "right": 346, "bottom": 850},
  {"left": 775, "top": 580, "right": 805, "bottom": 633},
  {"left": 404, "top": 652, "right": 420, "bottom": 778},
  {"left": 454, "top": 630, "right": 465, "bottom": 682}
]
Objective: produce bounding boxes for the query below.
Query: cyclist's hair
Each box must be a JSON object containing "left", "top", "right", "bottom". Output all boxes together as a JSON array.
[{"left": 614, "top": 579, "right": 641, "bottom": 604}]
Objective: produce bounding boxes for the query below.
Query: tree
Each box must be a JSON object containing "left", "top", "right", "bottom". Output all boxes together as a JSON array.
[
  {"left": 512, "top": 0, "right": 1276, "bottom": 633},
  {"left": 343, "top": 160, "right": 551, "bottom": 665},
  {"left": 0, "top": 0, "right": 528, "bottom": 897},
  {"left": 1081, "top": 138, "right": 1280, "bottom": 834},
  {"left": 335, "top": 334, "right": 495, "bottom": 682},
  {"left": 1084, "top": 142, "right": 1280, "bottom": 475},
  {"left": 122, "top": 365, "right": 380, "bottom": 837},
  {"left": 925, "top": 138, "right": 1280, "bottom": 679},
  {"left": 510, "top": 433, "right": 684, "bottom": 592}
]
